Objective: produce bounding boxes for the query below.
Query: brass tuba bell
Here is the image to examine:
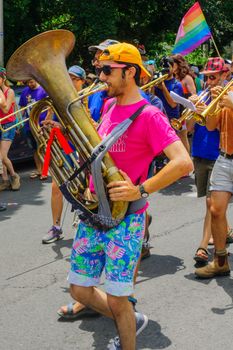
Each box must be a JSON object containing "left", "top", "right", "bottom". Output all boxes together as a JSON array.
[{"left": 6, "top": 30, "right": 128, "bottom": 226}]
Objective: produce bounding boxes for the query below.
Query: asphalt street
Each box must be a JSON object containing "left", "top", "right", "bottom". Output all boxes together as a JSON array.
[{"left": 1, "top": 162, "right": 233, "bottom": 350}]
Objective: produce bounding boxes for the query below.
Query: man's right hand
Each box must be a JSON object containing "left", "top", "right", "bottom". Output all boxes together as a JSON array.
[{"left": 210, "top": 86, "right": 223, "bottom": 100}]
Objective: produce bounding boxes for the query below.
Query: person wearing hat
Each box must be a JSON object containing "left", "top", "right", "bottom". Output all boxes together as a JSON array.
[
  {"left": 67, "top": 42, "right": 193, "bottom": 349},
  {"left": 188, "top": 57, "right": 227, "bottom": 264},
  {"left": 68, "top": 65, "right": 86, "bottom": 90},
  {"left": 0, "top": 67, "right": 20, "bottom": 191},
  {"left": 88, "top": 39, "right": 120, "bottom": 122},
  {"left": 194, "top": 57, "right": 233, "bottom": 278},
  {"left": 86, "top": 73, "right": 97, "bottom": 86}
]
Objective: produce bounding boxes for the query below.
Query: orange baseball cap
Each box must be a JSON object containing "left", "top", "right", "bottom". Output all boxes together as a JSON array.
[{"left": 99, "top": 42, "right": 151, "bottom": 77}]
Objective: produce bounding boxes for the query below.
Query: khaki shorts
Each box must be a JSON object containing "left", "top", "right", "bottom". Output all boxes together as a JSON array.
[
  {"left": 193, "top": 157, "right": 216, "bottom": 197},
  {"left": 210, "top": 155, "right": 233, "bottom": 194}
]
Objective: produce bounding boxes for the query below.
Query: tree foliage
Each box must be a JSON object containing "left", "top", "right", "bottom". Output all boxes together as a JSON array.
[{"left": 3, "top": 0, "right": 233, "bottom": 69}]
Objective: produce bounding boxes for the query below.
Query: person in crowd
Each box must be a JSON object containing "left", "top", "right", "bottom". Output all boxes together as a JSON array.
[
  {"left": 187, "top": 58, "right": 233, "bottom": 264},
  {"left": 140, "top": 63, "right": 164, "bottom": 111},
  {"left": 18, "top": 79, "right": 48, "bottom": 179},
  {"left": 172, "top": 54, "right": 196, "bottom": 97},
  {"left": 42, "top": 65, "right": 87, "bottom": 244},
  {"left": 154, "top": 57, "right": 190, "bottom": 156},
  {"left": 88, "top": 39, "right": 120, "bottom": 122},
  {"left": 0, "top": 67, "right": 20, "bottom": 191},
  {"left": 171, "top": 54, "right": 197, "bottom": 154},
  {"left": 191, "top": 65, "right": 204, "bottom": 93},
  {"left": 223, "top": 59, "right": 232, "bottom": 82},
  {"left": 67, "top": 42, "right": 193, "bottom": 349},
  {"left": 0, "top": 158, "right": 6, "bottom": 210},
  {"left": 195, "top": 59, "right": 233, "bottom": 278},
  {"left": 86, "top": 73, "right": 97, "bottom": 86}
]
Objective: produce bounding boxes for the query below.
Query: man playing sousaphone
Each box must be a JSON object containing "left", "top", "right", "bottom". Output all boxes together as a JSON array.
[{"left": 67, "top": 42, "right": 193, "bottom": 349}]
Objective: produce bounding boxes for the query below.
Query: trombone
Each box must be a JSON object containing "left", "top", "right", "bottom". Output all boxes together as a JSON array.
[
  {"left": 0, "top": 101, "right": 39, "bottom": 132},
  {"left": 170, "top": 88, "right": 210, "bottom": 130}
]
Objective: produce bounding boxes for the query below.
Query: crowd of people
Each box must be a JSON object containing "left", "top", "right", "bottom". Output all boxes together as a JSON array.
[{"left": 0, "top": 35, "right": 233, "bottom": 349}]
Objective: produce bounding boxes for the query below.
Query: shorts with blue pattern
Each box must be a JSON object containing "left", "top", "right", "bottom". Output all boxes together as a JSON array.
[{"left": 68, "top": 213, "right": 145, "bottom": 296}]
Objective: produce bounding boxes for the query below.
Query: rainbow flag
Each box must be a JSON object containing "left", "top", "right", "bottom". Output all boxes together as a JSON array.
[{"left": 172, "top": 2, "right": 211, "bottom": 56}]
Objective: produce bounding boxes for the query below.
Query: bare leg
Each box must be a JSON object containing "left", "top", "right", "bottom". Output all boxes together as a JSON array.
[
  {"left": 51, "top": 180, "right": 63, "bottom": 226},
  {"left": 108, "top": 294, "right": 136, "bottom": 350},
  {"left": 210, "top": 191, "right": 231, "bottom": 250},
  {"left": 70, "top": 285, "right": 136, "bottom": 350},
  {"left": 178, "top": 129, "right": 190, "bottom": 155},
  {"left": 70, "top": 285, "right": 113, "bottom": 318},
  {"left": 199, "top": 197, "right": 212, "bottom": 248},
  {"left": 0, "top": 140, "right": 16, "bottom": 178},
  {"left": 33, "top": 150, "right": 42, "bottom": 175}
]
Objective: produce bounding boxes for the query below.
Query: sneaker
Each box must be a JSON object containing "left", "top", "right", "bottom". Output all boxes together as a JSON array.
[
  {"left": 42, "top": 226, "right": 63, "bottom": 244},
  {"left": 107, "top": 312, "right": 148, "bottom": 349},
  {"left": 0, "top": 180, "right": 11, "bottom": 191},
  {"left": 11, "top": 173, "right": 20, "bottom": 190},
  {"left": 135, "top": 312, "right": 148, "bottom": 336},
  {"left": 107, "top": 336, "right": 121, "bottom": 350}
]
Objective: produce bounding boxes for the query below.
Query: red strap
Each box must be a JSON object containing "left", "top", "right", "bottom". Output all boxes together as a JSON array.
[{"left": 42, "top": 127, "right": 73, "bottom": 176}]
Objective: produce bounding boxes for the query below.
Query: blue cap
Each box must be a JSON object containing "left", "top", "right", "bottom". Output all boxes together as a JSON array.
[{"left": 68, "top": 65, "right": 86, "bottom": 79}]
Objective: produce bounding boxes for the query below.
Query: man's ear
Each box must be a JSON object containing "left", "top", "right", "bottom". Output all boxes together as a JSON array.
[{"left": 127, "top": 66, "right": 137, "bottom": 80}]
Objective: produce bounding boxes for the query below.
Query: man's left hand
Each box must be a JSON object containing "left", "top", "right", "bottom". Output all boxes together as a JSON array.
[{"left": 107, "top": 170, "right": 141, "bottom": 202}]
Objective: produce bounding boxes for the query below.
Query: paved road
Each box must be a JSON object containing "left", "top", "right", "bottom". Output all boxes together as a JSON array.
[{"left": 1, "top": 163, "right": 233, "bottom": 350}]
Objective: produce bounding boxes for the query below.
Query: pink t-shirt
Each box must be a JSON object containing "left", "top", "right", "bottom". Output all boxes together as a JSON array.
[
  {"left": 98, "top": 98, "right": 179, "bottom": 183},
  {"left": 89, "top": 98, "right": 179, "bottom": 211}
]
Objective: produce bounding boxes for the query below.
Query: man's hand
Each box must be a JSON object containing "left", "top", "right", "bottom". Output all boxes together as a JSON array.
[
  {"left": 219, "top": 94, "right": 233, "bottom": 110},
  {"left": 107, "top": 170, "right": 141, "bottom": 202},
  {"left": 41, "top": 119, "right": 63, "bottom": 129},
  {"left": 188, "top": 94, "right": 199, "bottom": 105},
  {"left": 210, "top": 86, "right": 223, "bottom": 100},
  {"left": 157, "top": 81, "right": 165, "bottom": 90},
  {"left": 195, "top": 102, "right": 207, "bottom": 115}
]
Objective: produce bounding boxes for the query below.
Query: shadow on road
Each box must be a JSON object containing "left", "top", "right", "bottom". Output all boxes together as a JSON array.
[
  {"left": 0, "top": 163, "right": 49, "bottom": 222},
  {"left": 159, "top": 176, "right": 195, "bottom": 196},
  {"left": 51, "top": 237, "right": 74, "bottom": 260},
  {"left": 74, "top": 315, "right": 172, "bottom": 349},
  {"left": 137, "top": 254, "right": 185, "bottom": 285},
  {"left": 185, "top": 252, "right": 233, "bottom": 315}
]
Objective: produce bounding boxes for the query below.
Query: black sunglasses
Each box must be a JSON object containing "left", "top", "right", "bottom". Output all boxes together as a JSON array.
[
  {"left": 206, "top": 74, "right": 218, "bottom": 81},
  {"left": 96, "top": 64, "right": 127, "bottom": 76}
]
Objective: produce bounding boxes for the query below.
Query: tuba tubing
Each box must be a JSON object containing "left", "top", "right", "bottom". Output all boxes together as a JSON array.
[{"left": 6, "top": 30, "right": 128, "bottom": 220}]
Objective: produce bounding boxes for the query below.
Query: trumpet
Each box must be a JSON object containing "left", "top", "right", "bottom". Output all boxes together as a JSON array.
[
  {"left": 200, "top": 79, "right": 233, "bottom": 124},
  {"left": 141, "top": 74, "right": 169, "bottom": 91},
  {"left": 170, "top": 88, "right": 210, "bottom": 130}
]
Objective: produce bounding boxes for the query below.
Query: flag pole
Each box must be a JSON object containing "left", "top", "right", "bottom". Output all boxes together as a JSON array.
[{"left": 211, "top": 35, "right": 221, "bottom": 57}]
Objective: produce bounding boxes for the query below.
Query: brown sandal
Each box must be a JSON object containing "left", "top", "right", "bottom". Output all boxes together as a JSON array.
[{"left": 194, "top": 247, "right": 209, "bottom": 263}]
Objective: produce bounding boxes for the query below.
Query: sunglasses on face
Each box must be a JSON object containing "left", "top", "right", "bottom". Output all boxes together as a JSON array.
[
  {"left": 206, "top": 74, "right": 219, "bottom": 81},
  {"left": 96, "top": 64, "right": 127, "bottom": 76}
]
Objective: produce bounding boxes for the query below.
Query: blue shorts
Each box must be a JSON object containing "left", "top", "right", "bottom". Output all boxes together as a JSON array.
[
  {"left": 0, "top": 121, "right": 16, "bottom": 141},
  {"left": 210, "top": 155, "right": 233, "bottom": 194},
  {"left": 68, "top": 213, "right": 145, "bottom": 296}
]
